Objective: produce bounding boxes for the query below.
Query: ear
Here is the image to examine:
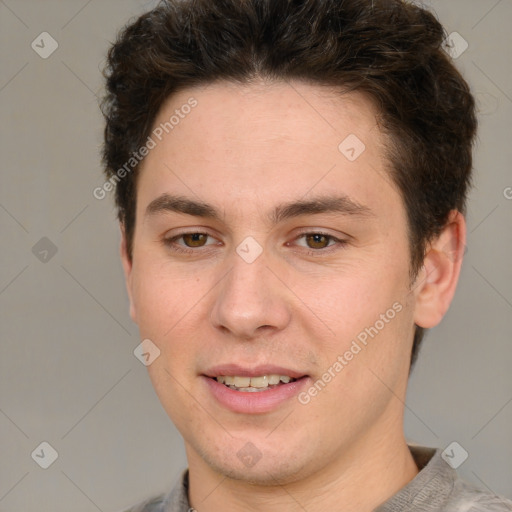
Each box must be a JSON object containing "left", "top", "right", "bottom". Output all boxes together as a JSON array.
[
  {"left": 120, "top": 223, "right": 138, "bottom": 323},
  {"left": 413, "top": 210, "right": 466, "bottom": 329}
]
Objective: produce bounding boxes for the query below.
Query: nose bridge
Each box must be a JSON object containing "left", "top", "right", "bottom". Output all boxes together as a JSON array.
[{"left": 210, "top": 247, "right": 291, "bottom": 338}]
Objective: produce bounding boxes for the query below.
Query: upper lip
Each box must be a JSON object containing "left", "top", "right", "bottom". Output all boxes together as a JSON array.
[{"left": 203, "top": 364, "right": 307, "bottom": 379}]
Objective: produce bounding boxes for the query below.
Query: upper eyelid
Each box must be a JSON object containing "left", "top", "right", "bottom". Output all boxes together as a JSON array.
[
  {"left": 165, "top": 230, "right": 347, "bottom": 248},
  {"left": 165, "top": 227, "right": 347, "bottom": 238}
]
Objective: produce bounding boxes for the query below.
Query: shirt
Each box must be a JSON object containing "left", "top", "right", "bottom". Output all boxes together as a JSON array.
[{"left": 125, "top": 445, "right": 512, "bottom": 512}]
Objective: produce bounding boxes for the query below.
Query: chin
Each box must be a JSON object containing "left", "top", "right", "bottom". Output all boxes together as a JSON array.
[{"left": 199, "top": 445, "right": 312, "bottom": 486}]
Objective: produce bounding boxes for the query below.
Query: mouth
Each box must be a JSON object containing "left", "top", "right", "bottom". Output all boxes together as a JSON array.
[
  {"left": 213, "top": 374, "right": 299, "bottom": 392},
  {"left": 202, "top": 365, "right": 309, "bottom": 413}
]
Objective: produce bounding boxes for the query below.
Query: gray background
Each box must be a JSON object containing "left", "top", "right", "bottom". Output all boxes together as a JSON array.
[{"left": 0, "top": 0, "right": 511, "bottom": 510}]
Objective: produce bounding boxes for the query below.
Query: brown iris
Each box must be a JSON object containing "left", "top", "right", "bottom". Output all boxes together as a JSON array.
[
  {"left": 305, "top": 234, "right": 330, "bottom": 249},
  {"left": 182, "top": 233, "right": 208, "bottom": 247}
]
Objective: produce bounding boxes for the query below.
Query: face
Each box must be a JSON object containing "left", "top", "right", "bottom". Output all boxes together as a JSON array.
[{"left": 122, "top": 81, "right": 421, "bottom": 484}]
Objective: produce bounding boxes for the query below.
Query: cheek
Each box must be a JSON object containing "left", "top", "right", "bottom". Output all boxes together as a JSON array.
[
  {"left": 131, "top": 261, "right": 203, "bottom": 420},
  {"left": 131, "top": 272, "right": 166, "bottom": 336},
  {"left": 131, "top": 257, "right": 188, "bottom": 335},
  {"left": 292, "top": 257, "right": 410, "bottom": 349},
  {"left": 306, "top": 301, "right": 414, "bottom": 432},
  {"left": 296, "top": 258, "right": 414, "bottom": 414},
  {"left": 130, "top": 258, "right": 211, "bottom": 374}
]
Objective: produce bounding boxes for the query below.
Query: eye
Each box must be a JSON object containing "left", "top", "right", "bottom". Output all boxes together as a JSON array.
[
  {"left": 301, "top": 233, "right": 334, "bottom": 249},
  {"left": 181, "top": 233, "right": 209, "bottom": 247},
  {"left": 163, "top": 231, "right": 219, "bottom": 254},
  {"left": 291, "top": 231, "right": 348, "bottom": 254}
]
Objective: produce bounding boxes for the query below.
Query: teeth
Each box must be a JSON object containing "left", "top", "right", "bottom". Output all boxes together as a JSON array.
[
  {"left": 215, "top": 374, "right": 297, "bottom": 390},
  {"left": 249, "top": 376, "right": 268, "bottom": 388},
  {"left": 268, "top": 374, "right": 280, "bottom": 385},
  {"left": 233, "top": 376, "right": 251, "bottom": 388}
]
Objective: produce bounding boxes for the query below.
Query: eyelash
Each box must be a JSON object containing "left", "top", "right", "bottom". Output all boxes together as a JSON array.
[{"left": 163, "top": 230, "right": 348, "bottom": 257}]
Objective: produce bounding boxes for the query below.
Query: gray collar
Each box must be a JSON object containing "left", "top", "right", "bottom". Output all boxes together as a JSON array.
[{"left": 375, "top": 445, "right": 457, "bottom": 511}]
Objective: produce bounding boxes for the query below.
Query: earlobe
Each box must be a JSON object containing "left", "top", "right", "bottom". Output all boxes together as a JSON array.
[
  {"left": 120, "top": 223, "right": 137, "bottom": 323},
  {"left": 413, "top": 210, "right": 466, "bottom": 329}
]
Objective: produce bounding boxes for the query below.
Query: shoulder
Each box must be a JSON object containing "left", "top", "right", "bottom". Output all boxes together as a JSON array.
[
  {"left": 445, "top": 479, "right": 512, "bottom": 511},
  {"left": 120, "top": 469, "right": 190, "bottom": 512},
  {"left": 121, "top": 494, "right": 167, "bottom": 512},
  {"left": 400, "top": 445, "right": 512, "bottom": 512}
]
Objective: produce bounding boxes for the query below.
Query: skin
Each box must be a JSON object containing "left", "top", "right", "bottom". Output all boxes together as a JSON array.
[{"left": 120, "top": 80, "right": 466, "bottom": 512}]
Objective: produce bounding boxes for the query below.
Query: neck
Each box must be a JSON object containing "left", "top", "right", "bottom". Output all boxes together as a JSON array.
[{"left": 186, "top": 430, "right": 419, "bottom": 512}]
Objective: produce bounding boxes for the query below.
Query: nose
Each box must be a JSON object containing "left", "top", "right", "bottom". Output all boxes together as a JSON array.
[{"left": 210, "top": 250, "right": 292, "bottom": 340}]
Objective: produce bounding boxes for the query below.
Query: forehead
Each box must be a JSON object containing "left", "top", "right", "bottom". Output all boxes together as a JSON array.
[
  {"left": 152, "top": 79, "right": 384, "bottom": 157},
  {"left": 136, "top": 80, "right": 400, "bottom": 223}
]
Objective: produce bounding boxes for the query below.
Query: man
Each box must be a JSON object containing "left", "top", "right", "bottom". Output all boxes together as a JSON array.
[{"left": 101, "top": 0, "right": 512, "bottom": 510}]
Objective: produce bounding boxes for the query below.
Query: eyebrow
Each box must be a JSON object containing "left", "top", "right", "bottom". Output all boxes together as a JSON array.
[{"left": 145, "top": 193, "right": 374, "bottom": 225}]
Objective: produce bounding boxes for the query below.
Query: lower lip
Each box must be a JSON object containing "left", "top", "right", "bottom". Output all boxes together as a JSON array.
[{"left": 203, "top": 376, "right": 310, "bottom": 414}]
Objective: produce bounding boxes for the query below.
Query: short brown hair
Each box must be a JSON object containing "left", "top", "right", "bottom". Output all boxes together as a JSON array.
[{"left": 101, "top": 0, "right": 477, "bottom": 368}]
